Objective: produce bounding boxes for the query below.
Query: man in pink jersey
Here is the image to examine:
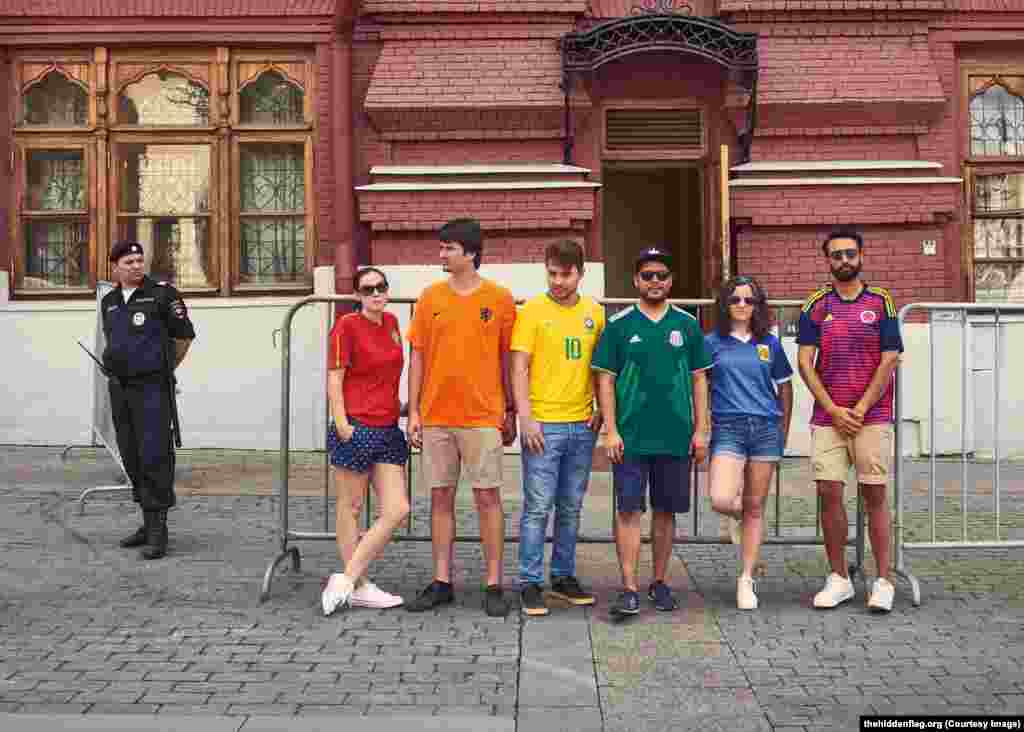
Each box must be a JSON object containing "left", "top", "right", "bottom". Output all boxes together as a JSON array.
[{"left": 797, "top": 228, "right": 903, "bottom": 612}]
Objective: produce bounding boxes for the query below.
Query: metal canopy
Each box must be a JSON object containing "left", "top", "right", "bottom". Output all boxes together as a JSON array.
[{"left": 559, "top": 13, "right": 760, "bottom": 164}]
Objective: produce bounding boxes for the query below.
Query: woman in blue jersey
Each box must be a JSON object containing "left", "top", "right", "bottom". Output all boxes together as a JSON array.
[{"left": 706, "top": 276, "right": 794, "bottom": 610}]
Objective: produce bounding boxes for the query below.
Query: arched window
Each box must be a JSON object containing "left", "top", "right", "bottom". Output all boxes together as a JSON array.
[
  {"left": 119, "top": 71, "right": 210, "bottom": 126},
  {"left": 970, "top": 82, "right": 1024, "bottom": 158},
  {"left": 21, "top": 71, "right": 88, "bottom": 127},
  {"left": 239, "top": 70, "right": 304, "bottom": 126}
]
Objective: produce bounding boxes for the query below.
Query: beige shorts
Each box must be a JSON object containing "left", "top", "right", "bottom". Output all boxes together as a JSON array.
[
  {"left": 811, "top": 424, "right": 893, "bottom": 485},
  {"left": 421, "top": 427, "right": 504, "bottom": 490}
]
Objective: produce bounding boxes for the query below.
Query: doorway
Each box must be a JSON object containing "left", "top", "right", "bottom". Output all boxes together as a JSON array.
[{"left": 601, "top": 164, "right": 703, "bottom": 300}]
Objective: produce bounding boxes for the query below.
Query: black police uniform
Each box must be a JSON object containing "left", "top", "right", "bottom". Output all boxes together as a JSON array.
[{"left": 101, "top": 273, "right": 195, "bottom": 558}]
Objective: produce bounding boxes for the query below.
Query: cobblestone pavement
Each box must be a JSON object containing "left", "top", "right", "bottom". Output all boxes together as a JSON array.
[{"left": 1, "top": 446, "right": 1022, "bottom": 731}]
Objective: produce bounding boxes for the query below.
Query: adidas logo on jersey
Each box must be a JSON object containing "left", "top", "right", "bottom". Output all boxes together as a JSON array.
[{"left": 629, "top": 335, "right": 642, "bottom": 343}]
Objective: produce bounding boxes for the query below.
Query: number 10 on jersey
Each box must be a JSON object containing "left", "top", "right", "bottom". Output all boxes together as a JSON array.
[{"left": 565, "top": 336, "right": 582, "bottom": 360}]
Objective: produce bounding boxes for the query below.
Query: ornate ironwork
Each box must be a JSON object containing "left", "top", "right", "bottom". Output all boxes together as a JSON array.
[
  {"left": 25, "top": 221, "right": 89, "bottom": 288},
  {"left": 240, "top": 144, "right": 306, "bottom": 283},
  {"left": 120, "top": 144, "right": 211, "bottom": 215},
  {"left": 970, "top": 82, "right": 1024, "bottom": 157},
  {"left": 240, "top": 71, "right": 305, "bottom": 126},
  {"left": 631, "top": 0, "right": 693, "bottom": 14},
  {"left": 28, "top": 151, "right": 85, "bottom": 211},
  {"left": 562, "top": 15, "right": 757, "bottom": 74},
  {"left": 559, "top": 14, "right": 759, "bottom": 164},
  {"left": 21, "top": 71, "right": 88, "bottom": 127}
]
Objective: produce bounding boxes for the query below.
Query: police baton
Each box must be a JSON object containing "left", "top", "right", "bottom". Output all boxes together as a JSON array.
[
  {"left": 164, "top": 340, "right": 183, "bottom": 449},
  {"left": 77, "top": 340, "right": 121, "bottom": 388}
]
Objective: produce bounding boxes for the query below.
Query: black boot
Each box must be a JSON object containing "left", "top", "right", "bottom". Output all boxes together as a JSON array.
[
  {"left": 140, "top": 510, "right": 168, "bottom": 560},
  {"left": 119, "top": 519, "right": 147, "bottom": 549}
]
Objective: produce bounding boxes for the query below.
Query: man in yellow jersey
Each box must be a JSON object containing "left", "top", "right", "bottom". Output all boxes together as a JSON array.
[
  {"left": 406, "top": 218, "right": 518, "bottom": 617},
  {"left": 511, "top": 240, "right": 605, "bottom": 616}
]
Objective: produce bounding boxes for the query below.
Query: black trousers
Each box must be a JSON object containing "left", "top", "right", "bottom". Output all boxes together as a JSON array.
[{"left": 109, "top": 375, "right": 176, "bottom": 511}]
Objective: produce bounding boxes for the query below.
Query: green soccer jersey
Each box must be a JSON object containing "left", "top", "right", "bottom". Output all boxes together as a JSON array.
[{"left": 591, "top": 304, "right": 712, "bottom": 457}]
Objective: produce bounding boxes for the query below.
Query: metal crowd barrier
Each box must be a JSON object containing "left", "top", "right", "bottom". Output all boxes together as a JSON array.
[
  {"left": 893, "top": 302, "right": 1024, "bottom": 608},
  {"left": 261, "top": 295, "right": 867, "bottom": 602}
]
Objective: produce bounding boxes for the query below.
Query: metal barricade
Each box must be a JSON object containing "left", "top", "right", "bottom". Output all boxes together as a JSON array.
[
  {"left": 893, "top": 302, "right": 1024, "bottom": 607},
  {"left": 261, "top": 295, "right": 867, "bottom": 602}
]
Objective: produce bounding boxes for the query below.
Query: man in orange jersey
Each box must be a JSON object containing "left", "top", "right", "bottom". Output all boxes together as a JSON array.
[{"left": 405, "top": 218, "right": 518, "bottom": 617}]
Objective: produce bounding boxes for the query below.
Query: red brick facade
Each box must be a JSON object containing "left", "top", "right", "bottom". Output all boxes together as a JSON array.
[{"left": 3, "top": 1, "right": 1023, "bottom": 302}]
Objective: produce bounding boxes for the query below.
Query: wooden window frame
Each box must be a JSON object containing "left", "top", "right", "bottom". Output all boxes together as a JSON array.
[
  {"left": 601, "top": 98, "right": 706, "bottom": 161},
  {"left": 108, "top": 132, "right": 222, "bottom": 294},
  {"left": 12, "top": 137, "right": 97, "bottom": 296},
  {"left": 960, "top": 63, "right": 1024, "bottom": 301},
  {"left": 10, "top": 47, "right": 316, "bottom": 299},
  {"left": 231, "top": 133, "right": 316, "bottom": 295}
]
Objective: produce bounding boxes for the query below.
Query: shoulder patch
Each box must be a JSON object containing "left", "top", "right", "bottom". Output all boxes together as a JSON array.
[
  {"left": 802, "top": 286, "right": 832, "bottom": 313},
  {"left": 867, "top": 286, "right": 898, "bottom": 318},
  {"left": 609, "top": 305, "right": 635, "bottom": 323},
  {"left": 670, "top": 304, "right": 698, "bottom": 321}
]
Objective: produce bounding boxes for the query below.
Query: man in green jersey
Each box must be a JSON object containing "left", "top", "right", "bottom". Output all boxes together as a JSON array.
[{"left": 592, "top": 248, "right": 712, "bottom": 617}]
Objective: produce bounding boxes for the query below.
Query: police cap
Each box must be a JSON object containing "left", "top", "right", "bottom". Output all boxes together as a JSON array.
[{"left": 110, "top": 241, "right": 144, "bottom": 263}]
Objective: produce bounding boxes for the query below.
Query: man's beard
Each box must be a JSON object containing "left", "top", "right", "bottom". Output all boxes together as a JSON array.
[
  {"left": 640, "top": 290, "right": 668, "bottom": 304},
  {"left": 831, "top": 262, "right": 861, "bottom": 282}
]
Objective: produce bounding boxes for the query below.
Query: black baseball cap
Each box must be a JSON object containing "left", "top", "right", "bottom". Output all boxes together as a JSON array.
[
  {"left": 635, "top": 247, "right": 672, "bottom": 273},
  {"left": 110, "top": 241, "right": 144, "bottom": 262}
]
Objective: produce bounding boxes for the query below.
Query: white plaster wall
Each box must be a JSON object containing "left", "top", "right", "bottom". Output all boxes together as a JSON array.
[
  {"left": 4, "top": 263, "right": 1023, "bottom": 459},
  {"left": 0, "top": 268, "right": 333, "bottom": 450}
]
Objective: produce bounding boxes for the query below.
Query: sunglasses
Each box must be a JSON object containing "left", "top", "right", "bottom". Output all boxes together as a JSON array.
[
  {"left": 828, "top": 248, "right": 860, "bottom": 262},
  {"left": 638, "top": 270, "right": 671, "bottom": 282},
  {"left": 728, "top": 295, "right": 760, "bottom": 306},
  {"left": 357, "top": 282, "right": 389, "bottom": 296}
]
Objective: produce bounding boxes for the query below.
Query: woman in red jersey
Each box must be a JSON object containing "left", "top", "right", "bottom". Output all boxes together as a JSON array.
[{"left": 321, "top": 267, "right": 411, "bottom": 615}]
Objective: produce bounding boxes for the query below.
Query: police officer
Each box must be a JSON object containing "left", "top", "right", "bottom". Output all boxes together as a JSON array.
[{"left": 101, "top": 241, "right": 195, "bottom": 560}]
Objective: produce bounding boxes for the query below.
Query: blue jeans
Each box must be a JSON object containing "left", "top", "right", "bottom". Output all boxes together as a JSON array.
[{"left": 518, "top": 421, "right": 598, "bottom": 587}]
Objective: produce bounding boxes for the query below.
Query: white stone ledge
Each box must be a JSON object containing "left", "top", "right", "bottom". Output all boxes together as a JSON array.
[
  {"left": 730, "top": 176, "right": 963, "bottom": 187},
  {"left": 356, "top": 181, "right": 603, "bottom": 192},
  {"left": 732, "top": 160, "right": 943, "bottom": 173},
  {"left": 370, "top": 164, "right": 592, "bottom": 176}
]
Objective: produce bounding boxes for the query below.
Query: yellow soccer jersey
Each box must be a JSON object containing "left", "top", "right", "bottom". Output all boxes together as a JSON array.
[{"left": 510, "top": 293, "right": 605, "bottom": 422}]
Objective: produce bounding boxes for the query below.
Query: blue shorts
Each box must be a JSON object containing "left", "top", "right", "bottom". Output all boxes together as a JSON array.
[
  {"left": 612, "top": 455, "right": 691, "bottom": 514},
  {"left": 327, "top": 419, "right": 409, "bottom": 473},
  {"left": 710, "top": 415, "right": 783, "bottom": 462}
]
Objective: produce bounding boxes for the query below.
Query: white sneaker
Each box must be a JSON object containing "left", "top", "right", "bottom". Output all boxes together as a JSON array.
[
  {"left": 350, "top": 580, "right": 404, "bottom": 609},
  {"left": 867, "top": 577, "right": 895, "bottom": 613},
  {"left": 813, "top": 572, "right": 855, "bottom": 609},
  {"left": 321, "top": 573, "right": 355, "bottom": 616},
  {"left": 737, "top": 575, "right": 758, "bottom": 610}
]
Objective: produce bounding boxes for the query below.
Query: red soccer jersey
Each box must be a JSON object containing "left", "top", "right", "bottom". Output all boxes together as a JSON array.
[{"left": 327, "top": 311, "right": 404, "bottom": 426}]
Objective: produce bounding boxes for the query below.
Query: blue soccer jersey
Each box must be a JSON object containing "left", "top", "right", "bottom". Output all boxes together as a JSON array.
[{"left": 705, "top": 331, "right": 793, "bottom": 419}]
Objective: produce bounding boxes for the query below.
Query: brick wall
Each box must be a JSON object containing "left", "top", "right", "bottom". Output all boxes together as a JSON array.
[
  {"left": 0, "top": 52, "right": 9, "bottom": 279},
  {"left": 358, "top": 187, "right": 597, "bottom": 233},
  {"left": 751, "top": 135, "right": 919, "bottom": 161},
  {"left": 0, "top": 0, "right": 336, "bottom": 16},
  {"left": 315, "top": 41, "right": 335, "bottom": 267},
  {"left": 371, "top": 231, "right": 586, "bottom": 266},
  {"left": 736, "top": 226, "right": 952, "bottom": 306}
]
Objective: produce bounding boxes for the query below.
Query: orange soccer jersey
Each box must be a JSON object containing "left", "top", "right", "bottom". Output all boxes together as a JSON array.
[{"left": 408, "top": 279, "right": 516, "bottom": 428}]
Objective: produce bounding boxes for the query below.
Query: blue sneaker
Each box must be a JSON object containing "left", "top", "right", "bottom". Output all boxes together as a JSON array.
[
  {"left": 648, "top": 581, "right": 678, "bottom": 611},
  {"left": 610, "top": 589, "right": 640, "bottom": 618}
]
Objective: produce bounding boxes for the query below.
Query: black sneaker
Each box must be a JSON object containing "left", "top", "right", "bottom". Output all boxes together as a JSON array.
[
  {"left": 610, "top": 589, "right": 641, "bottom": 618},
  {"left": 520, "top": 584, "right": 549, "bottom": 616},
  {"left": 548, "top": 576, "right": 595, "bottom": 606},
  {"left": 648, "top": 581, "right": 678, "bottom": 611},
  {"left": 484, "top": 585, "right": 510, "bottom": 617},
  {"left": 405, "top": 580, "right": 454, "bottom": 612}
]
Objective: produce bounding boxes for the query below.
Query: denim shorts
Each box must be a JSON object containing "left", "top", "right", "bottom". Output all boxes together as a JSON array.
[
  {"left": 327, "top": 419, "right": 409, "bottom": 473},
  {"left": 710, "top": 415, "right": 783, "bottom": 462}
]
